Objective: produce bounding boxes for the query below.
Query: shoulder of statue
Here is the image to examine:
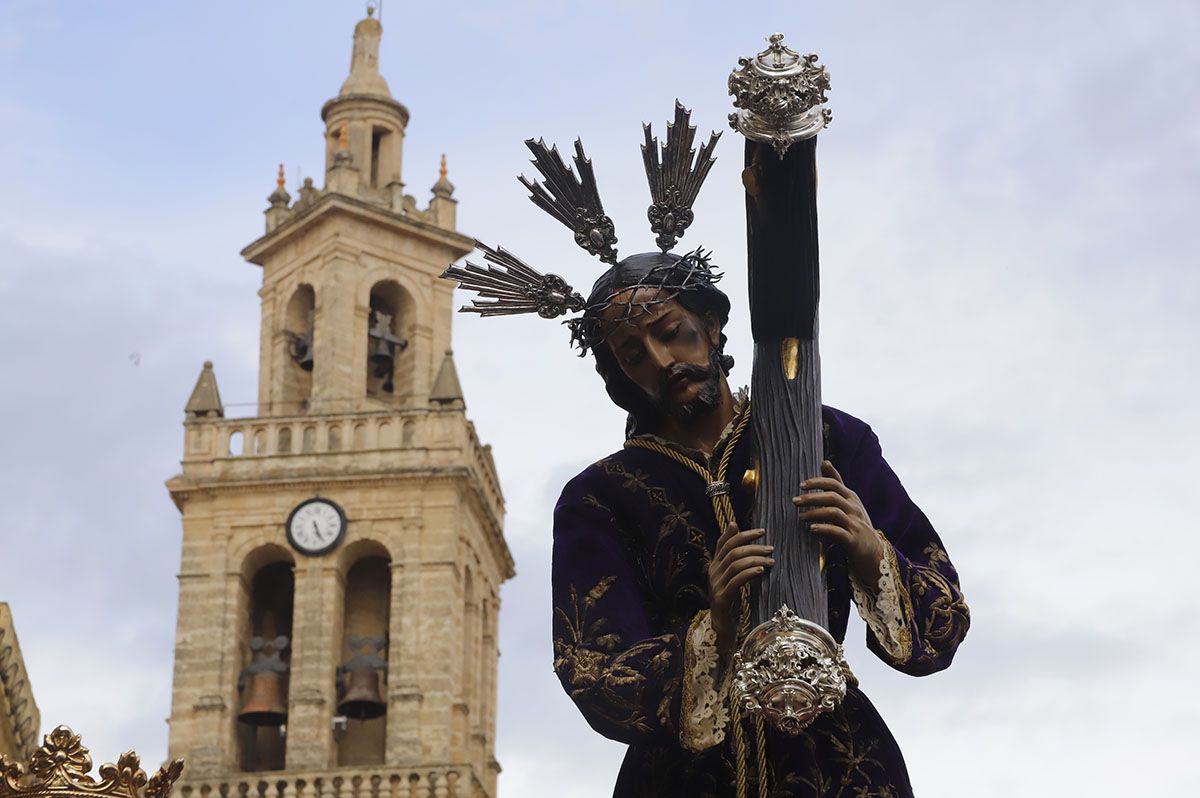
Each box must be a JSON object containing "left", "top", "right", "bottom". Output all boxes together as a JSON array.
[{"left": 820, "top": 405, "right": 882, "bottom": 470}]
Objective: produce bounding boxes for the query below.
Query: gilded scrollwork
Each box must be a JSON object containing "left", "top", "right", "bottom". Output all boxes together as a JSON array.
[{"left": 0, "top": 727, "right": 183, "bottom": 798}]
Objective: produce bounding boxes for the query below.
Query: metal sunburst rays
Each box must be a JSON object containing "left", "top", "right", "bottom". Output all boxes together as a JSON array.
[
  {"left": 441, "top": 241, "right": 586, "bottom": 319},
  {"left": 519, "top": 139, "right": 619, "bottom": 265},
  {"left": 642, "top": 102, "right": 721, "bottom": 252},
  {"left": 443, "top": 102, "right": 724, "bottom": 347}
]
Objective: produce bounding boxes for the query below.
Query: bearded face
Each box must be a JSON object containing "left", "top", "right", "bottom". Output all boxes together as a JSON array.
[{"left": 599, "top": 287, "right": 724, "bottom": 429}]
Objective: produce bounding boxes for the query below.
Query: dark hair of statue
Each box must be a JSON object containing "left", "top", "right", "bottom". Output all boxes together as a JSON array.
[{"left": 576, "top": 251, "right": 735, "bottom": 436}]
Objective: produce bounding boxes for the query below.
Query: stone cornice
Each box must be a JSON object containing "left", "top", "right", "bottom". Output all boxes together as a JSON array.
[
  {"left": 240, "top": 193, "right": 474, "bottom": 266},
  {"left": 320, "top": 93, "right": 410, "bottom": 126}
]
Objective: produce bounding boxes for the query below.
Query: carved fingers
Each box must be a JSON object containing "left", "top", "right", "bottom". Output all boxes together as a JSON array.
[
  {"left": 708, "top": 522, "right": 773, "bottom": 655},
  {"left": 794, "top": 460, "right": 879, "bottom": 558}
]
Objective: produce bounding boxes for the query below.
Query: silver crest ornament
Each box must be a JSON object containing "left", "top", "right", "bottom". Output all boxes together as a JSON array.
[
  {"left": 733, "top": 605, "right": 849, "bottom": 734},
  {"left": 728, "top": 33, "right": 832, "bottom": 157}
]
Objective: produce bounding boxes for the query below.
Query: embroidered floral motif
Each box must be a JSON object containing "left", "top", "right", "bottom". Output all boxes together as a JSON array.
[
  {"left": 849, "top": 531, "right": 913, "bottom": 664},
  {"left": 680, "top": 610, "right": 731, "bottom": 752},
  {"left": 598, "top": 457, "right": 709, "bottom": 553},
  {"left": 784, "top": 693, "right": 894, "bottom": 797},
  {"left": 553, "top": 575, "right": 680, "bottom": 736}
]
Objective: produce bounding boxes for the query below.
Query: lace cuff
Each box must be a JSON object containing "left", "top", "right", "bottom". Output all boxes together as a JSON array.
[
  {"left": 680, "top": 610, "right": 731, "bottom": 752},
  {"left": 850, "top": 531, "right": 914, "bottom": 663}
]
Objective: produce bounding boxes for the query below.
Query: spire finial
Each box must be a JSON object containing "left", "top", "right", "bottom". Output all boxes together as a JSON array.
[
  {"left": 432, "top": 153, "right": 454, "bottom": 198},
  {"left": 339, "top": 2, "right": 392, "bottom": 99},
  {"left": 276, "top": 163, "right": 286, "bottom": 191}
]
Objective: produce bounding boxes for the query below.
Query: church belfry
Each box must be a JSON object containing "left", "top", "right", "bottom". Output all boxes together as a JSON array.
[{"left": 166, "top": 9, "right": 511, "bottom": 798}]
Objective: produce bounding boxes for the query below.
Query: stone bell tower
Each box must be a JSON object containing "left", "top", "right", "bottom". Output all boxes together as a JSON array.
[{"left": 164, "top": 9, "right": 512, "bottom": 798}]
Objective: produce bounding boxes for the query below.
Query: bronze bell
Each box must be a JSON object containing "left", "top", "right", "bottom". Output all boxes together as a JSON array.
[
  {"left": 369, "top": 339, "right": 393, "bottom": 377},
  {"left": 297, "top": 344, "right": 314, "bottom": 372},
  {"left": 238, "top": 670, "right": 288, "bottom": 726},
  {"left": 337, "top": 665, "right": 386, "bottom": 720}
]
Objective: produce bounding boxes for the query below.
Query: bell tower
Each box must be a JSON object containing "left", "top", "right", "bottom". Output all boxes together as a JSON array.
[{"left": 165, "top": 9, "right": 512, "bottom": 798}]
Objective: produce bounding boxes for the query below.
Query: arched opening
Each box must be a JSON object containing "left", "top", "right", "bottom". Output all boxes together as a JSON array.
[
  {"left": 236, "top": 553, "right": 295, "bottom": 773},
  {"left": 336, "top": 551, "right": 391, "bottom": 766},
  {"left": 328, "top": 425, "right": 343, "bottom": 452},
  {"left": 377, "top": 421, "right": 394, "bottom": 448},
  {"left": 277, "top": 427, "right": 292, "bottom": 454},
  {"left": 281, "top": 285, "right": 315, "bottom": 413},
  {"left": 366, "top": 281, "right": 415, "bottom": 401},
  {"left": 302, "top": 426, "right": 317, "bottom": 453},
  {"left": 461, "top": 567, "right": 479, "bottom": 721},
  {"left": 480, "top": 593, "right": 498, "bottom": 736},
  {"left": 228, "top": 430, "right": 244, "bottom": 457}
]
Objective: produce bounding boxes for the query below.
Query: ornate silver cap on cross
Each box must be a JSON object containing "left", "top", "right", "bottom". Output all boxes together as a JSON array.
[
  {"left": 732, "top": 605, "right": 850, "bottom": 734},
  {"left": 728, "top": 33, "right": 832, "bottom": 157}
]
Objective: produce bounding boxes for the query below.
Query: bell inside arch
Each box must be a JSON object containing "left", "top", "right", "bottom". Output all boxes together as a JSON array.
[
  {"left": 238, "top": 670, "right": 288, "bottom": 726},
  {"left": 288, "top": 307, "right": 316, "bottom": 372},
  {"left": 296, "top": 343, "right": 314, "bottom": 372},
  {"left": 337, "top": 635, "right": 388, "bottom": 720},
  {"left": 369, "top": 338, "right": 393, "bottom": 376},
  {"left": 367, "top": 307, "right": 407, "bottom": 395},
  {"left": 337, "top": 665, "right": 386, "bottom": 720},
  {"left": 238, "top": 635, "right": 290, "bottom": 727}
]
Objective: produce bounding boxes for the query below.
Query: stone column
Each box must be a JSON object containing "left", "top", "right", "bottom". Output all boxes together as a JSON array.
[
  {"left": 168, "top": 525, "right": 235, "bottom": 777},
  {"left": 386, "top": 516, "right": 422, "bottom": 765},
  {"left": 310, "top": 248, "right": 360, "bottom": 413},
  {"left": 285, "top": 559, "right": 338, "bottom": 769}
]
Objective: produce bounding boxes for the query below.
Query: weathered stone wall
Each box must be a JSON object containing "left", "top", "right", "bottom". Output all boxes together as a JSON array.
[{"left": 0, "top": 603, "right": 40, "bottom": 761}]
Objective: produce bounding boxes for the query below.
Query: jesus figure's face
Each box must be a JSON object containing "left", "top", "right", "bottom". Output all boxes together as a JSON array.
[{"left": 599, "top": 287, "right": 724, "bottom": 426}]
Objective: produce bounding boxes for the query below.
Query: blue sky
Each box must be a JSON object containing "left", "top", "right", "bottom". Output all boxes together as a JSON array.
[{"left": 1, "top": 1, "right": 1198, "bottom": 795}]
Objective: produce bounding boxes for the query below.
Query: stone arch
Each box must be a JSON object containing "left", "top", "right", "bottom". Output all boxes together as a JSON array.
[
  {"left": 335, "top": 539, "right": 393, "bottom": 766},
  {"left": 377, "top": 420, "right": 395, "bottom": 448},
  {"left": 235, "top": 544, "right": 296, "bottom": 772},
  {"left": 281, "top": 284, "right": 315, "bottom": 412},
  {"left": 365, "top": 279, "right": 418, "bottom": 401},
  {"left": 461, "top": 565, "right": 479, "bottom": 717}
]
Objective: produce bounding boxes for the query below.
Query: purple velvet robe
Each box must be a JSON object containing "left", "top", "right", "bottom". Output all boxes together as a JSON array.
[{"left": 551, "top": 405, "right": 970, "bottom": 797}]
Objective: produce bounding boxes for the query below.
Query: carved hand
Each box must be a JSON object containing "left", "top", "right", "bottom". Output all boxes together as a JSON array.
[
  {"left": 708, "top": 522, "right": 774, "bottom": 659},
  {"left": 794, "top": 460, "right": 885, "bottom": 587}
]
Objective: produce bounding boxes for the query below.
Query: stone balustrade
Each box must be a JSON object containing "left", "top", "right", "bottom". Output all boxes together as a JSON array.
[
  {"left": 178, "top": 765, "right": 483, "bottom": 798},
  {"left": 180, "top": 407, "right": 503, "bottom": 517}
]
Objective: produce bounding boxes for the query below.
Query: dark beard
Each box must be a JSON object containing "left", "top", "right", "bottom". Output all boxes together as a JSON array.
[{"left": 651, "top": 352, "right": 723, "bottom": 425}]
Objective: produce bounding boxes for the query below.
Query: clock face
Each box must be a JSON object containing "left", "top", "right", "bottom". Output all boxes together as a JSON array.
[{"left": 286, "top": 498, "right": 346, "bottom": 556}]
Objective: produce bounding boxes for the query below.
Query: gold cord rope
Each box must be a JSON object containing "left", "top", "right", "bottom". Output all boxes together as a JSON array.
[{"left": 625, "top": 406, "right": 767, "bottom": 798}]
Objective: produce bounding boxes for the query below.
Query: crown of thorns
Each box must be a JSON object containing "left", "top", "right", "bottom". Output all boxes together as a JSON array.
[{"left": 441, "top": 102, "right": 723, "bottom": 355}]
